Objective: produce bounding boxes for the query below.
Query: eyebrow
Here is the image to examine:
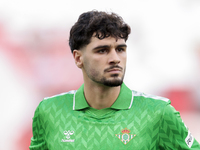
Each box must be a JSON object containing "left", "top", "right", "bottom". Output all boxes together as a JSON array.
[{"left": 92, "top": 44, "right": 127, "bottom": 51}]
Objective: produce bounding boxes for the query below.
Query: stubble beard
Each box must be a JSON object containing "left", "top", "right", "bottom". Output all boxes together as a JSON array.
[
  {"left": 99, "top": 74, "right": 124, "bottom": 87},
  {"left": 87, "top": 67, "right": 125, "bottom": 87}
]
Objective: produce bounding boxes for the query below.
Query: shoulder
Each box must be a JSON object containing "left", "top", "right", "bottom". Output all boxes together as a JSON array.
[
  {"left": 132, "top": 90, "right": 170, "bottom": 103},
  {"left": 44, "top": 90, "right": 76, "bottom": 101},
  {"left": 38, "top": 90, "right": 77, "bottom": 112},
  {"left": 131, "top": 90, "right": 171, "bottom": 112}
]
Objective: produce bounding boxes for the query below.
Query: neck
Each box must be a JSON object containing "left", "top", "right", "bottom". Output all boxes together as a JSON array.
[{"left": 84, "top": 82, "right": 121, "bottom": 110}]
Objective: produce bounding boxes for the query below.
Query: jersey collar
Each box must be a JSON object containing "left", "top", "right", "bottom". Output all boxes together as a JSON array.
[{"left": 73, "top": 83, "right": 133, "bottom": 110}]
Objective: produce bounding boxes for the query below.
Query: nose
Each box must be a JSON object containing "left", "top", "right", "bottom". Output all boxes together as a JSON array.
[{"left": 108, "top": 49, "right": 120, "bottom": 65}]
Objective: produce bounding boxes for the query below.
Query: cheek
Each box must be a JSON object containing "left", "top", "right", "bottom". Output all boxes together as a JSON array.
[
  {"left": 83, "top": 55, "right": 105, "bottom": 70},
  {"left": 83, "top": 59, "right": 100, "bottom": 75},
  {"left": 90, "top": 68, "right": 100, "bottom": 76},
  {"left": 121, "top": 55, "right": 127, "bottom": 65}
]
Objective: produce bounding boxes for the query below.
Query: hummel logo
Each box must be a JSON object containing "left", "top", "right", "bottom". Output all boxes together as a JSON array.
[{"left": 61, "top": 130, "right": 75, "bottom": 142}]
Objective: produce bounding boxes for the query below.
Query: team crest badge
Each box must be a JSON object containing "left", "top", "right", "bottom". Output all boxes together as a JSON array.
[{"left": 115, "top": 128, "right": 136, "bottom": 145}]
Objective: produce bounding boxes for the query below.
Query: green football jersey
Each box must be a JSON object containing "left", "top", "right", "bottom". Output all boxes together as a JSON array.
[{"left": 30, "top": 83, "right": 200, "bottom": 150}]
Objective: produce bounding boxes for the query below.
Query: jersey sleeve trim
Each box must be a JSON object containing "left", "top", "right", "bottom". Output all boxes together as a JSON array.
[{"left": 132, "top": 90, "right": 170, "bottom": 103}]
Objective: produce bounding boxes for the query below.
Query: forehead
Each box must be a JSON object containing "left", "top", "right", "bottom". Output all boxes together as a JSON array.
[{"left": 87, "top": 36, "right": 126, "bottom": 48}]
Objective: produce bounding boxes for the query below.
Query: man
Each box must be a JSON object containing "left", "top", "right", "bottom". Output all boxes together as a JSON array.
[{"left": 29, "top": 10, "right": 200, "bottom": 149}]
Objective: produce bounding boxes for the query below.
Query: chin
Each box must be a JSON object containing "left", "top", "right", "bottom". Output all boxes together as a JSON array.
[{"left": 102, "top": 78, "right": 123, "bottom": 87}]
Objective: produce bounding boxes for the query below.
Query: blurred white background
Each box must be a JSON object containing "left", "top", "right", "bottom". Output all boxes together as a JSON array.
[{"left": 0, "top": 0, "right": 200, "bottom": 149}]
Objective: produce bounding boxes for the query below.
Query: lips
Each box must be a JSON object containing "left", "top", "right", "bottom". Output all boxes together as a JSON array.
[
  {"left": 104, "top": 66, "right": 123, "bottom": 73},
  {"left": 107, "top": 68, "right": 121, "bottom": 72}
]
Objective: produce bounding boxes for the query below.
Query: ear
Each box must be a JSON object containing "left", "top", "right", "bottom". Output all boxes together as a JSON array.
[{"left": 73, "top": 50, "right": 83, "bottom": 68}]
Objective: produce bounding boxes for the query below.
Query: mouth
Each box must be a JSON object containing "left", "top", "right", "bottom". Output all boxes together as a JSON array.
[
  {"left": 105, "top": 66, "right": 123, "bottom": 73},
  {"left": 107, "top": 69, "right": 121, "bottom": 73}
]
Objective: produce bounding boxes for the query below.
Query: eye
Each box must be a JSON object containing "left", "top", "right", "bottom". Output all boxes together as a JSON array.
[
  {"left": 97, "top": 49, "right": 107, "bottom": 54},
  {"left": 117, "top": 47, "right": 125, "bottom": 52}
]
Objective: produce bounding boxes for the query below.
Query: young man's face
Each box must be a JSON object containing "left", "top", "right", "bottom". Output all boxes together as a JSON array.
[{"left": 76, "top": 36, "right": 127, "bottom": 87}]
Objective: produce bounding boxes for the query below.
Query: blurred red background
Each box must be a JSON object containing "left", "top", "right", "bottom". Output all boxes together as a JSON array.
[{"left": 0, "top": 1, "right": 200, "bottom": 149}]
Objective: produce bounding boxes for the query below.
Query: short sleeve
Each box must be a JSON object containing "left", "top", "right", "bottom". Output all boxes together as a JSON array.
[
  {"left": 29, "top": 101, "right": 48, "bottom": 150},
  {"left": 159, "top": 103, "right": 200, "bottom": 149}
]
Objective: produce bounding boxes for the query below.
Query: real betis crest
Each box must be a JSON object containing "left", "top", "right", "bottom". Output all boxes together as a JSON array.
[{"left": 115, "top": 128, "right": 136, "bottom": 145}]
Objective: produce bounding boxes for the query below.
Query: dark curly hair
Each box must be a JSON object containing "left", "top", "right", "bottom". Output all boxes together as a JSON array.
[{"left": 69, "top": 10, "right": 131, "bottom": 53}]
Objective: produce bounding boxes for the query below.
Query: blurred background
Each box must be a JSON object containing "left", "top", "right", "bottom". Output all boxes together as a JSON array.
[{"left": 0, "top": 0, "right": 200, "bottom": 149}]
